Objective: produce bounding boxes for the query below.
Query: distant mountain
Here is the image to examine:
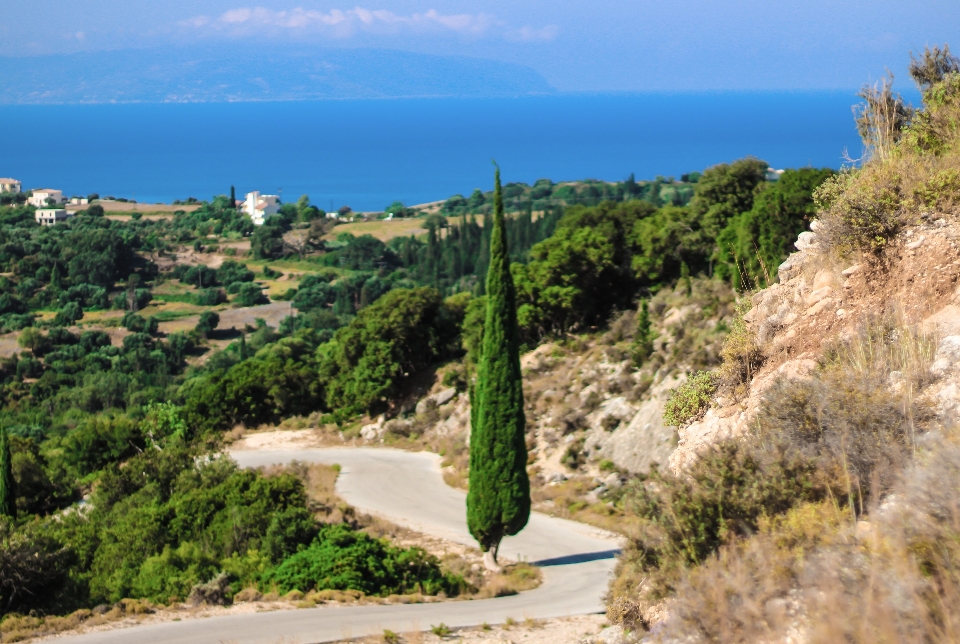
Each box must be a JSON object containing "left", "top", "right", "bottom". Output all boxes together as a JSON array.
[{"left": 0, "top": 46, "right": 554, "bottom": 104}]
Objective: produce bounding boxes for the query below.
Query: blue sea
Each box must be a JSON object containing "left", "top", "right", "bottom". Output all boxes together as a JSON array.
[{"left": 0, "top": 93, "right": 864, "bottom": 212}]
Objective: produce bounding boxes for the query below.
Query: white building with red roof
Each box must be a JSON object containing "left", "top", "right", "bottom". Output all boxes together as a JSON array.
[{"left": 239, "top": 191, "right": 280, "bottom": 226}]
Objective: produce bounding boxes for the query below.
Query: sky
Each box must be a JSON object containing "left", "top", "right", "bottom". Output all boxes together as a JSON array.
[{"left": 1, "top": 0, "right": 958, "bottom": 92}]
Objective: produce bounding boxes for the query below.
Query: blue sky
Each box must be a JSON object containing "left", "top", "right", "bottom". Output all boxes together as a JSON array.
[{"left": 2, "top": 0, "right": 958, "bottom": 91}]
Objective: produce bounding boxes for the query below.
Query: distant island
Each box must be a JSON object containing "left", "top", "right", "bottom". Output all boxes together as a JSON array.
[{"left": 0, "top": 46, "right": 555, "bottom": 104}]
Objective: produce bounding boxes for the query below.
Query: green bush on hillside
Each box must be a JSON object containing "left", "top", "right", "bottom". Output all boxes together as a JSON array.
[
  {"left": 319, "top": 287, "right": 460, "bottom": 417},
  {"left": 662, "top": 371, "right": 717, "bottom": 426},
  {"left": 267, "top": 524, "right": 464, "bottom": 597}
]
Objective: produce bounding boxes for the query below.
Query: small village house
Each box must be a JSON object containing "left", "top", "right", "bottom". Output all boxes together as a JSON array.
[
  {"left": 239, "top": 191, "right": 280, "bottom": 226},
  {"left": 0, "top": 178, "right": 22, "bottom": 194},
  {"left": 35, "top": 208, "right": 73, "bottom": 226},
  {"left": 28, "top": 188, "right": 65, "bottom": 208}
]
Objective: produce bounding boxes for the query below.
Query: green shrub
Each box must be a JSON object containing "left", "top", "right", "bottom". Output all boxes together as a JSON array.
[
  {"left": 431, "top": 623, "right": 451, "bottom": 636},
  {"left": 267, "top": 524, "right": 463, "bottom": 597},
  {"left": 234, "top": 283, "right": 267, "bottom": 307},
  {"left": 195, "top": 311, "right": 219, "bottom": 337},
  {"left": 130, "top": 542, "right": 219, "bottom": 604},
  {"left": 815, "top": 167, "right": 905, "bottom": 254},
  {"left": 912, "top": 168, "right": 960, "bottom": 211},
  {"left": 319, "top": 287, "right": 459, "bottom": 417},
  {"left": 662, "top": 371, "right": 717, "bottom": 426},
  {"left": 54, "top": 302, "right": 83, "bottom": 326}
]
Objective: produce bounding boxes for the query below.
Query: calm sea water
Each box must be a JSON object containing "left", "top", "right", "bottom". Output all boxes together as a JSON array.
[{"left": 0, "top": 93, "right": 863, "bottom": 212}]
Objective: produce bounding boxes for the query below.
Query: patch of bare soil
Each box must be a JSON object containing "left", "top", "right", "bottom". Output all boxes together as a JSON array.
[
  {"left": 338, "top": 614, "right": 609, "bottom": 644},
  {"left": 0, "top": 332, "right": 20, "bottom": 358},
  {"left": 157, "top": 301, "right": 294, "bottom": 336}
]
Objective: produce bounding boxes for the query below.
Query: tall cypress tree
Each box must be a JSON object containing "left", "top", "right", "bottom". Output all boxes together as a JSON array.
[
  {"left": 0, "top": 425, "right": 15, "bottom": 519},
  {"left": 467, "top": 166, "right": 530, "bottom": 570}
]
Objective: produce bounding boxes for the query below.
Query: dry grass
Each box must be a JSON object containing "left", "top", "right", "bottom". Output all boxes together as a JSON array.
[
  {"left": 0, "top": 599, "right": 158, "bottom": 642},
  {"left": 650, "top": 429, "right": 960, "bottom": 644},
  {"left": 610, "top": 304, "right": 950, "bottom": 641},
  {"left": 817, "top": 74, "right": 960, "bottom": 256},
  {"left": 326, "top": 217, "right": 465, "bottom": 243},
  {"left": 530, "top": 477, "right": 627, "bottom": 534},
  {"left": 758, "top": 316, "right": 937, "bottom": 510},
  {"left": 471, "top": 563, "right": 542, "bottom": 599}
]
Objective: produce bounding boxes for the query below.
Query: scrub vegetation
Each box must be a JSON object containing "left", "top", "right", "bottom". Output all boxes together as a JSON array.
[
  {"left": 0, "top": 62, "right": 840, "bottom": 628},
  {"left": 607, "top": 44, "right": 960, "bottom": 643}
]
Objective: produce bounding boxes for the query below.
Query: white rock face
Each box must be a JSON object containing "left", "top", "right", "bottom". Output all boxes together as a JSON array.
[
  {"left": 585, "top": 377, "right": 680, "bottom": 474},
  {"left": 795, "top": 231, "right": 818, "bottom": 252},
  {"left": 933, "top": 336, "right": 960, "bottom": 375}
]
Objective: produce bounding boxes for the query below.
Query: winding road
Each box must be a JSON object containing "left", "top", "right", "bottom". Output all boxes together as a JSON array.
[{"left": 58, "top": 448, "right": 620, "bottom": 644}]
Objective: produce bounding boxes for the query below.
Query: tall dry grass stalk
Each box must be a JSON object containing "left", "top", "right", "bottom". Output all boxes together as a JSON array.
[
  {"left": 824, "top": 313, "right": 938, "bottom": 455},
  {"left": 853, "top": 73, "right": 913, "bottom": 163}
]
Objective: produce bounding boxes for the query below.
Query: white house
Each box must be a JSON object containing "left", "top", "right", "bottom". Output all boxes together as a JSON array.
[
  {"left": 28, "top": 189, "right": 65, "bottom": 208},
  {"left": 765, "top": 168, "right": 785, "bottom": 182},
  {"left": 0, "top": 178, "right": 21, "bottom": 194},
  {"left": 69, "top": 197, "right": 89, "bottom": 205},
  {"left": 239, "top": 191, "right": 280, "bottom": 226},
  {"left": 35, "top": 208, "right": 73, "bottom": 226}
]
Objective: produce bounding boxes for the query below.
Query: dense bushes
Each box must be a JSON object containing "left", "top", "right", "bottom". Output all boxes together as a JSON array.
[
  {"left": 0, "top": 441, "right": 464, "bottom": 613},
  {"left": 320, "top": 287, "right": 461, "bottom": 417},
  {"left": 268, "top": 524, "right": 462, "bottom": 596},
  {"left": 512, "top": 202, "right": 653, "bottom": 340},
  {"left": 715, "top": 167, "right": 835, "bottom": 288},
  {"left": 181, "top": 334, "right": 324, "bottom": 432}
]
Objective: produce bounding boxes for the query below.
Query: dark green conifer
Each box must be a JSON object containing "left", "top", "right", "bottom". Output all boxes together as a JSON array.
[
  {"left": 633, "top": 300, "right": 654, "bottom": 364},
  {"left": 467, "top": 166, "right": 530, "bottom": 569},
  {"left": 0, "top": 425, "right": 15, "bottom": 519}
]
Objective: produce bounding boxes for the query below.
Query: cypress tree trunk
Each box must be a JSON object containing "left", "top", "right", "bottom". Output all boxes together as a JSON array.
[
  {"left": 0, "top": 425, "right": 15, "bottom": 519},
  {"left": 467, "top": 166, "right": 530, "bottom": 570}
]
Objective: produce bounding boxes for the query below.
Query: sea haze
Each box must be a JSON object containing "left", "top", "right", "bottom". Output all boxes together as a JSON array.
[
  {"left": 0, "top": 47, "right": 553, "bottom": 104},
  {"left": 0, "top": 93, "right": 863, "bottom": 211}
]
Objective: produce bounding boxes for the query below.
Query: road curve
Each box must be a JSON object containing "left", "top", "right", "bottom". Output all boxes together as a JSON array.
[{"left": 57, "top": 448, "right": 619, "bottom": 644}]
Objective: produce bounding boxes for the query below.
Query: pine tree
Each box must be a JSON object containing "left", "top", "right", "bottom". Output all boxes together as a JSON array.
[
  {"left": 230, "top": 185, "right": 236, "bottom": 209},
  {"left": 633, "top": 300, "right": 654, "bottom": 365},
  {"left": 0, "top": 425, "right": 15, "bottom": 519},
  {"left": 467, "top": 166, "right": 530, "bottom": 571}
]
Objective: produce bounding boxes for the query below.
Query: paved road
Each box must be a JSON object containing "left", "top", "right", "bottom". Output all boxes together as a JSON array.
[{"left": 59, "top": 448, "right": 619, "bottom": 644}]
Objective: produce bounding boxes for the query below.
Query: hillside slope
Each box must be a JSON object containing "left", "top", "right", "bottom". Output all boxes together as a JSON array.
[
  {"left": 671, "top": 215, "right": 960, "bottom": 473},
  {"left": 605, "top": 54, "right": 960, "bottom": 643}
]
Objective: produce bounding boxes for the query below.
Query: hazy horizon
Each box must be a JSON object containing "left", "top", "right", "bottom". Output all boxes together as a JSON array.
[{"left": 2, "top": 0, "right": 957, "bottom": 94}]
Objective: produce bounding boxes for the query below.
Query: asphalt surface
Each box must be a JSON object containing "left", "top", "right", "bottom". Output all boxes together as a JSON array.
[{"left": 57, "top": 448, "right": 619, "bottom": 644}]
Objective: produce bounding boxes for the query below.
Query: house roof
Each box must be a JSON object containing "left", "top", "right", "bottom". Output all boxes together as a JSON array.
[{"left": 0, "top": 178, "right": 20, "bottom": 183}]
